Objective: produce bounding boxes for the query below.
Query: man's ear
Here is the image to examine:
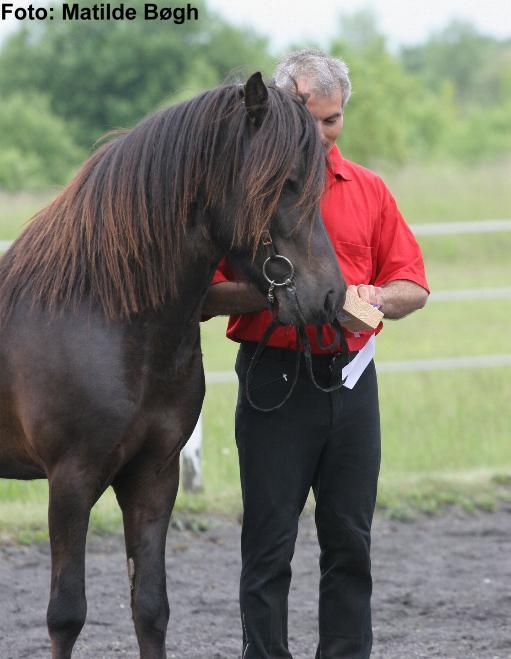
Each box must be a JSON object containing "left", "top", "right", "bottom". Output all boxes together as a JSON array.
[{"left": 244, "top": 72, "right": 268, "bottom": 128}]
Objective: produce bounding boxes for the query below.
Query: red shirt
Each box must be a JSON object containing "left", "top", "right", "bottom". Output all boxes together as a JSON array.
[{"left": 210, "top": 145, "right": 429, "bottom": 353}]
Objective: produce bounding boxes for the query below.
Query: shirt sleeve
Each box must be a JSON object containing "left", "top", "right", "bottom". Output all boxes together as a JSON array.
[
  {"left": 211, "top": 257, "right": 236, "bottom": 285},
  {"left": 200, "top": 258, "right": 236, "bottom": 322},
  {"left": 373, "top": 182, "right": 430, "bottom": 293}
]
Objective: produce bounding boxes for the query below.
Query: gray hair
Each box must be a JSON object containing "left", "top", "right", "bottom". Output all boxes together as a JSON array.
[{"left": 273, "top": 49, "right": 352, "bottom": 108}]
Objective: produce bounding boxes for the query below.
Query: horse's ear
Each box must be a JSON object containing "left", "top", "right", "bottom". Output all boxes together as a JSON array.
[{"left": 244, "top": 72, "right": 268, "bottom": 128}]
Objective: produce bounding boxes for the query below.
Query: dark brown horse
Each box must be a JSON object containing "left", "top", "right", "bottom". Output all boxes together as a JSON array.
[{"left": 0, "top": 73, "right": 346, "bottom": 658}]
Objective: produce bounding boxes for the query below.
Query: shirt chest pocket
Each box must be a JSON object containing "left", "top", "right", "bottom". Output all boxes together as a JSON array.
[{"left": 336, "top": 240, "right": 373, "bottom": 286}]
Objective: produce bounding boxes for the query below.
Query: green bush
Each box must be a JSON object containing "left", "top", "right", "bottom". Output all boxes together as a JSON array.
[
  {"left": 0, "top": 93, "right": 83, "bottom": 190},
  {"left": 0, "top": 1, "right": 272, "bottom": 148},
  {"left": 443, "top": 101, "right": 511, "bottom": 160},
  {"left": 328, "top": 10, "right": 511, "bottom": 167}
]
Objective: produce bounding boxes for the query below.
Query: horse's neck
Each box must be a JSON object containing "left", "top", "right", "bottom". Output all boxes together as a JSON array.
[
  {"left": 165, "top": 224, "right": 222, "bottom": 328},
  {"left": 140, "top": 229, "right": 221, "bottom": 373}
]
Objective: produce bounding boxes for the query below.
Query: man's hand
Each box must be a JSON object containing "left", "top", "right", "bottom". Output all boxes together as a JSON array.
[
  {"left": 348, "top": 284, "right": 384, "bottom": 308},
  {"left": 349, "top": 280, "right": 428, "bottom": 320}
]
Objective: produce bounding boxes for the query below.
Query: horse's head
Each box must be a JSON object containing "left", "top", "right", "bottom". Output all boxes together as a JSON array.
[{"left": 217, "top": 73, "right": 347, "bottom": 326}]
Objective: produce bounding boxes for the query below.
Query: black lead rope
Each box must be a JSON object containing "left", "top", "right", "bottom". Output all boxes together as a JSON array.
[
  {"left": 244, "top": 315, "right": 301, "bottom": 412},
  {"left": 315, "top": 321, "right": 342, "bottom": 351},
  {"left": 300, "top": 318, "right": 350, "bottom": 394},
  {"left": 245, "top": 317, "right": 350, "bottom": 413}
]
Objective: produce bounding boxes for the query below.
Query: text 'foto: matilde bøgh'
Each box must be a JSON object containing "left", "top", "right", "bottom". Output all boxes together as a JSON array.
[{"left": 1, "top": 3, "right": 200, "bottom": 23}]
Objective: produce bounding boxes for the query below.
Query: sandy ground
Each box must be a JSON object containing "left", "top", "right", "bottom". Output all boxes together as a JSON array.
[{"left": 1, "top": 508, "right": 510, "bottom": 659}]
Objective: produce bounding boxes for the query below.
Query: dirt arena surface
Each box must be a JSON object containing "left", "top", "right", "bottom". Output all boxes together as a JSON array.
[{"left": 1, "top": 507, "right": 510, "bottom": 659}]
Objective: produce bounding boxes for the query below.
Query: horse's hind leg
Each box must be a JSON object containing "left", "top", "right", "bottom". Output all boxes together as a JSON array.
[
  {"left": 113, "top": 454, "right": 180, "bottom": 659},
  {"left": 46, "top": 463, "right": 96, "bottom": 659}
]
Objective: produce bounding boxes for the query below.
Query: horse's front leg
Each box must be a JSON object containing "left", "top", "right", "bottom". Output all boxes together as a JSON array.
[
  {"left": 113, "top": 451, "right": 180, "bottom": 659},
  {"left": 46, "top": 462, "right": 97, "bottom": 659}
]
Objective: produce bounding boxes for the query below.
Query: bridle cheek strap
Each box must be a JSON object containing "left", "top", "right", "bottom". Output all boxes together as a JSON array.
[{"left": 261, "top": 230, "right": 295, "bottom": 305}]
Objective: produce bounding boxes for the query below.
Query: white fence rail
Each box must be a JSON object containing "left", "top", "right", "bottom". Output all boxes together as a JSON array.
[
  {"left": 410, "top": 219, "right": 511, "bottom": 236},
  {"left": 429, "top": 287, "right": 511, "bottom": 302},
  {"left": 205, "top": 354, "right": 511, "bottom": 385}
]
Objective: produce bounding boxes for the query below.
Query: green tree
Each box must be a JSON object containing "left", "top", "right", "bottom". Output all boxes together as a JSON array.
[
  {"left": 0, "top": 1, "right": 272, "bottom": 147},
  {"left": 329, "top": 10, "right": 449, "bottom": 165},
  {"left": 444, "top": 100, "right": 511, "bottom": 160},
  {"left": 0, "top": 93, "right": 83, "bottom": 190},
  {"left": 401, "top": 20, "right": 511, "bottom": 107}
]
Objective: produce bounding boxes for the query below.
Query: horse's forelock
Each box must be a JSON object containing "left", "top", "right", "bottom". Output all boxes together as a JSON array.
[{"left": 229, "top": 87, "right": 325, "bottom": 255}]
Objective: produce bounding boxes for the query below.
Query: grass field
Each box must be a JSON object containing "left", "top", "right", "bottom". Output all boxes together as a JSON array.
[
  {"left": 0, "top": 160, "right": 510, "bottom": 539},
  {"left": 0, "top": 189, "right": 57, "bottom": 239},
  {"left": 381, "top": 158, "right": 511, "bottom": 221}
]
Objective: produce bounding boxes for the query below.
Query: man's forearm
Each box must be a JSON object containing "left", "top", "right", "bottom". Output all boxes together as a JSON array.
[
  {"left": 202, "top": 282, "right": 268, "bottom": 316},
  {"left": 350, "top": 280, "right": 428, "bottom": 320},
  {"left": 381, "top": 280, "right": 429, "bottom": 319},
  {"left": 205, "top": 279, "right": 428, "bottom": 320}
]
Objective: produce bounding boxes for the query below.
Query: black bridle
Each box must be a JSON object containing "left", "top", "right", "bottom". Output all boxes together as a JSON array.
[
  {"left": 261, "top": 230, "right": 295, "bottom": 306},
  {"left": 245, "top": 231, "right": 350, "bottom": 412}
]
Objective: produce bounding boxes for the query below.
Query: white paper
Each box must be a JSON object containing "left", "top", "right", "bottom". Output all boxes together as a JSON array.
[{"left": 341, "top": 335, "right": 376, "bottom": 389}]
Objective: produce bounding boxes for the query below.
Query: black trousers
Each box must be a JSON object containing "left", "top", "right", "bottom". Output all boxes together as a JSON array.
[{"left": 235, "top": 342, "right": 381, "bottom": 659}]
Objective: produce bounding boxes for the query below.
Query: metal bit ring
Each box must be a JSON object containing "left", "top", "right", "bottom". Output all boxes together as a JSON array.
[{"left": 262, "top": 255, "right": 295, "bottom": 286}]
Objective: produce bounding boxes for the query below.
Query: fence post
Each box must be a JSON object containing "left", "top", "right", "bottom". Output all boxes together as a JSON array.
[{"left": 181, "top": 413, "right": 203, "bottom": 492}]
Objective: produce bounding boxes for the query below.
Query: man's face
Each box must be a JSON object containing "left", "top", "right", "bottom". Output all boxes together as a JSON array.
[{"left": 296, "top": 80, "right": 344, "bottom": 153}]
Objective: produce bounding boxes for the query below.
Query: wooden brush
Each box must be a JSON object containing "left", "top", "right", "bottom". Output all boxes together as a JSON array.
[{"left": 338, "top": 289, "right": 384, "bottom": 332}]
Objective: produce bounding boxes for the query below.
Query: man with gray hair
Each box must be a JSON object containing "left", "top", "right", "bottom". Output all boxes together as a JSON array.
[
  {"left": 274, "top": 48, "right": 352, "bottom": 106},
  {"left": 204, "top": 49, "right": 429, "bottom": 658}
]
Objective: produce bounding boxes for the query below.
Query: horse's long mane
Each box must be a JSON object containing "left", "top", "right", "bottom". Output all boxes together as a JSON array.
[{"left": 0, "top": 83, "right": 325, "bottom": 323}]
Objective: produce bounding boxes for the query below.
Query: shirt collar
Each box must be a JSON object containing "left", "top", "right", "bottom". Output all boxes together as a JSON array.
[{"left": 326, "top": 144, "right": 351, "bottom": 181}]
